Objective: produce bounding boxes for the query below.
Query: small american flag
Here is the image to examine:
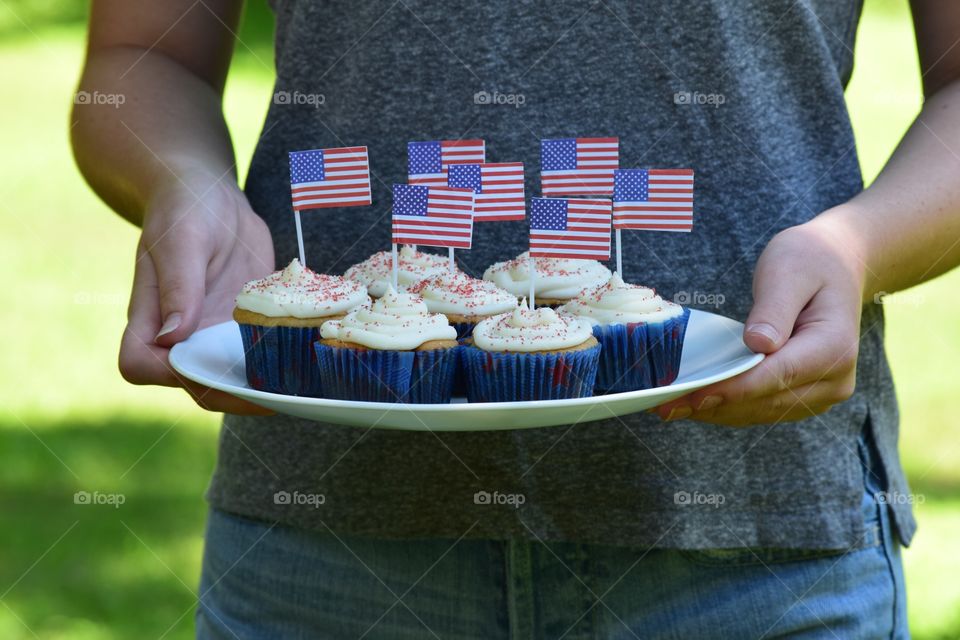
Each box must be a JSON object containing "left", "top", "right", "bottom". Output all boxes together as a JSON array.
[
  {"left": 289, "top": 147, "right": 371, "bottom": 210},
  {"left": 408, "top": 139, "right": 486, "bottom": 187},
  {"left": 447, "top": 162, "right": 525, "bottom": 222},
  {"left": 529, "top": 197, "right": 612, "bottom": 261},
  {"left": 613, "top": 169, "right": 695, "bottom": 231},
  {"left": 392, "top": 184, "right": 475, "bottom": 249},
  {"left": 540, "top": 137, "right": 619, "bottom": 196}
]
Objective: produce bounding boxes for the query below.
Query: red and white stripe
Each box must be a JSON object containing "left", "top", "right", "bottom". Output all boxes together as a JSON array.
[
  {"left": 530, "top": 198, "right": 612, "bottom": 261},
  {"left": 613, "top": 169, "right": 694, "bottom": 231},
  {"left": 409, "top": 139, "right": 486, "bottom": 187},
  {"left": 473, "top": 162, "right": 525, "bottom": 221},
  {"left": 291, "top": 146, "right": 371, "bottom": 210},
  {"left": 392, "top": 187, "right": 475, "bottom": 249},
  {"left": 541, "top": 137, "right": 619, "bottom": 196}
]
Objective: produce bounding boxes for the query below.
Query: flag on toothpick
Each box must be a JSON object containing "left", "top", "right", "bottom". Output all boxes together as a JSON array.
[
  {"left": 392, "top": 184, "right": 475, "bottom": 249},
  {"left": 407, "top": 139, "right": 486, "bottom": 187},
  {"left": 447, "top": 162, "right": 525, "bottom": 221},
  {"left": 613, "top": 169, "right": 694, "bottom": 231},
  {"left": 289, "top": 147, "right": 371, "bottom": 210},
  {"left": 540, "top": 137, "right": 619, "bottom": 196},
  {"left": 529, "top": 197, "right": 612, "bottom": 260}
]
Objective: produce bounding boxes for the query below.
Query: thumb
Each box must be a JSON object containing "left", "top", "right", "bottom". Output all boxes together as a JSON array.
[
  {"left": 743, "top": 253, "right": 820, "bottom": 354},
  {"left": 147, "top": 231, "right": 209, "bottom": 347}
]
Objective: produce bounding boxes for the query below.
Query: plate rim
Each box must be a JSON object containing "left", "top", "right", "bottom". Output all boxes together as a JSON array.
[{"left": 169, "top": 311, "right": 764, "bottom": 413}]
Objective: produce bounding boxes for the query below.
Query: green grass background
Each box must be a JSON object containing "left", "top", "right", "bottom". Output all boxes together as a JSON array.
[{"left": 1, "top": 1, "right": 959, "bottom": 638}]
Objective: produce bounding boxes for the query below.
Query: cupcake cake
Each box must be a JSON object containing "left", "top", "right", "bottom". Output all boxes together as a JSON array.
[
  {"left": 559, "top": 273, "right": 689, "bottom": 393},
  {"left": 344, "top": 245, "right": 450, "bottom": 298},
  {"left": 314, "top": 287, "right": 459, "bottom": 403},
  {"left": 233, "top": 259, "right": 369, "bottom": 396},
  {"left": 407, "top": 270, "right": 517, "bottom": 339},
  {"left": 482, "top": 251, "right": 611, "bottom": 307},
  {"left": 461, "top": 303, "right": 600, "bottom": 402}
]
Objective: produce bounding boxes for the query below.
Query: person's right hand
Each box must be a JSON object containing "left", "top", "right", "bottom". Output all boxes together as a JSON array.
[{"left": 119, "top": 172, "right": 275, "bottom": 414}]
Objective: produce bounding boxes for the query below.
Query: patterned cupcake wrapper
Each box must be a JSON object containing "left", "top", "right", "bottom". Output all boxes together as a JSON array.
[
  {"left": 592, "top": 308, "right": 690, "bottom": 393},
  {"left": 461, "top": 343, "right": 601, "bottom": 403},
  {"left": 238, "top": 323, "right": 324, "bottom": 397},
  {"left": 450, "top": 321, "right": 477, "bottom": 340},
  {"left": 314, "top": 343, "right": 457, "bottom": 404},
  {"left": 408, "top": 347, "right": 458, "bottom": 404}
]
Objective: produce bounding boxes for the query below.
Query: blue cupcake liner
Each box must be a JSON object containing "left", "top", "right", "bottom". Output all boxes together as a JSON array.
[
  {"left": 408, "top": 347, "right": 458, "bottom": 404},
  {"left": 450, "top": 321, "right": 477, "bottom": 340},
  {"left": 461, "top": 343, "right": 601, "bottom": 403},
  {"left": 314, "top": 343, "right": 457, "bottom": 404},
  {"left": 592, "top": 308, "right": 690, "bottom": 393},
  {"left": 237, "top": 323, "right": 324, "bottom": 397},
  {"left": 314, "top": 343, "right": 415, "bottom": 402}
]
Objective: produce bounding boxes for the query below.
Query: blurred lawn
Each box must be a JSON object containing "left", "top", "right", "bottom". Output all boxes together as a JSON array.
[{"left": 2, "top": 1, "right": 959, "bottom": 638}]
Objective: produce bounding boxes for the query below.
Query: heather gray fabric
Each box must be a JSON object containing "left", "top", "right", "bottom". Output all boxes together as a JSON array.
[{"left": 208, "top": 0, "right": 916, "bottom": 549}]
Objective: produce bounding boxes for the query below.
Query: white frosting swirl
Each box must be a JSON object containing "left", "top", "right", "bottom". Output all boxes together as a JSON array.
[
  {"left": 482, "top": 251, "right": 611, "bottom": 300},
  {"left": 472, "top": 303, "right": 594, "bottom": 352},
  {"left": 559, "top": 273, "right": 685, "bottom": 325},
  {"left": 408, "top": 271, "right": 516, "bottom": 317},
  {"left": 344, "top": 246, "right": 450, "bottom": 297},
  {"left": 320, "top": 286, "right": 457, "bottom": 350},
  {"left": 235, "top": 259, "right": 369, "bottom": 318}
]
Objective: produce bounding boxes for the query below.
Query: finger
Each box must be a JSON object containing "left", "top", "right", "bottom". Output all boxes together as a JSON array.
[
  {"left": 179, "top": 378, "right": 275, "bottom": 416},
  {"left": 677, "top": 378, "right": 851, "bottom": 427},
  {"left": 655, "top": 322, "right": 857, "bottom": 420},
  {"left": 743, "top": 245, "right": 822, "bottom": 354},
  {"left": 119, "top": 249, "right": 180, "bottom": 387},
  {"left": 147, "top": 215, "right": 211, "bottom": 347}
]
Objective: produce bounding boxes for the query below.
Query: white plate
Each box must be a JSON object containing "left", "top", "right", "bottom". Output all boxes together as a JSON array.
[{"left": 169, "top": 310, "right": 762, "bottom": 431}]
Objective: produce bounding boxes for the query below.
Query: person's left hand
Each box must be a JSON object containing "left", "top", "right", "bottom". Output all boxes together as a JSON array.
[{"left": 653, "top": 214, "right": 867, "bottom": 426}]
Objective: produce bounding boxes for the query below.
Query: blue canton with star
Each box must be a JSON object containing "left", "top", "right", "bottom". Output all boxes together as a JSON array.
[
  {"left": 614, "top": 169, "right": 650, "bottom": 202},
  {"left": 541, "top": 138, "right": 577, "bottom": 171},
  {"left": 393, "top": 184, "right": 430, "bottom": 216},
  {"left": 289, "top": 149, "right": 325, "bottom": 184},
  {"left": 530, "top": 198, "right": 568, "bottom": 230},
  {"left": 447, "top": 164, "right": 483, "bottom": 193},
  {"left": 408, "top": 141, "right": 442, "bottom": 174}
]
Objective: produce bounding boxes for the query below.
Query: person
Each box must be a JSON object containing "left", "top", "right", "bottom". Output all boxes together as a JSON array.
[{"left": 72, "top": 1, "right": 959, "bottom": 637}]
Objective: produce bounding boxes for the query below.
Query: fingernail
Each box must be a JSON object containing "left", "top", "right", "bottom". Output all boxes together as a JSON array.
[
  {"left": 666, "top": 405, "right": 693, "bottom": 421},
  {"left": 155, "top": 313, "right": 182, "bottom": 340},
  {"left": 697, "top": 395, "right": 723, "bottom": 411},
  {"left": 747, "top": 322, "right": 780, "bottom": 344}
]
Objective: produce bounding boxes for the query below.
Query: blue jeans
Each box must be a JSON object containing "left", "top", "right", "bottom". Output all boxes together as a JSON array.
[{"left": 197, "top": 437, "right": 908, "bottom": 639}]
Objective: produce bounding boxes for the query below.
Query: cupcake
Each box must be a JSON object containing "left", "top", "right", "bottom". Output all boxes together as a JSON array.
[
  {"left": 407, "top": 270, "right": 517, "bottom": 339},
  {"left": 314, "top": 287, "right": 459, "bottom": 403},
  {"left": 482, "top": 251, "right": 611, "bottom": 307},
  {"left": 233, "top": 259, "right": 369, "bottom": 396},
  {"left": 344, "top": 245, "right": 450, "bottom": 298},
  {"left": 461, "top": 303, "right": 600, "bottom": 402},
  {"left": 559, "top": 273, "right": 690, "bottom": 393}
]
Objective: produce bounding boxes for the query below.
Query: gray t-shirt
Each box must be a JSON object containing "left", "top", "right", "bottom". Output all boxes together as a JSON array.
[{"left": 208, "top": 0, "right": 915, "bottom": 549}]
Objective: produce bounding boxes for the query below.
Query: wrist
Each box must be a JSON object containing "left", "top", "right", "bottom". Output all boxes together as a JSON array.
[{"left": 803, "top": 206, "right": 872, "bottom": 303}]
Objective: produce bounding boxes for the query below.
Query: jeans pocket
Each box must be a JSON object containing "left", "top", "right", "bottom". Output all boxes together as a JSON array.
[{"left": 680, "top": 546, "right": 848, "bottom": 567}]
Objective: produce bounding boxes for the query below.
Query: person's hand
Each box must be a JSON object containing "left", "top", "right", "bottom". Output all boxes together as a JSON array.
[
  {"left": 119, "top": 172, "right": 275, "bottom": 414},
  {"left": 654, "top": 214, "right": 867, "bottom": 426}
]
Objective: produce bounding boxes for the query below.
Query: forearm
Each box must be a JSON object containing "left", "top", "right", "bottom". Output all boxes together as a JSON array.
[
  {"left": 71, "top": 47, "right": 237, "bottom": 226},
  {"left": 819, "top": 79, "right": 960, "bottom": 302}
]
